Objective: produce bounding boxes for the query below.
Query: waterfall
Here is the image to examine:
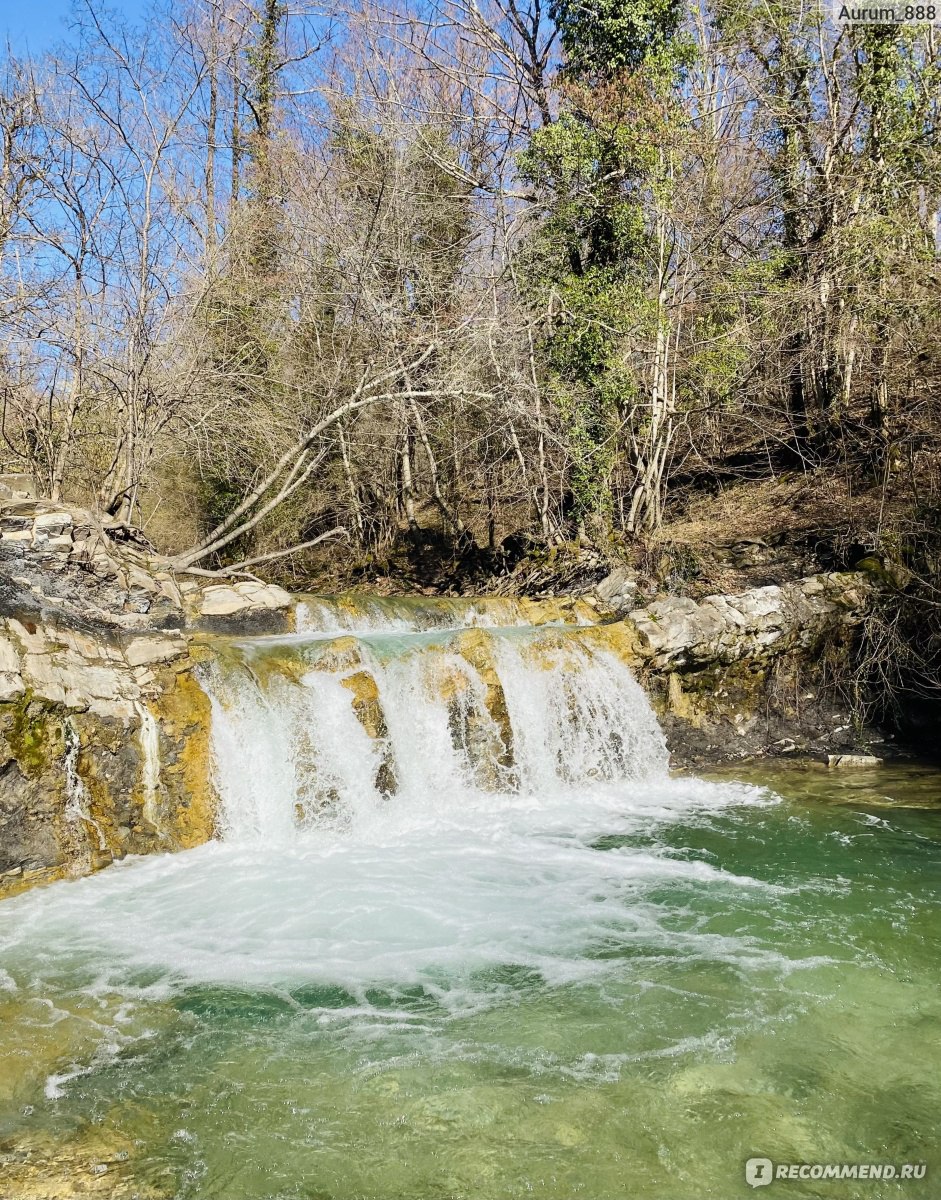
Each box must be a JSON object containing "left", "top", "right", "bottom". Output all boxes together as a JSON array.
[
  {"left": 206, "top": 600, "right": 669, "bottom": 844},
  {"left": 63, "top": 719, "right": 107, "bottom": 853},
  {"left": 136, "top": 703, "right": 162, "bottom": 831},
  {"left": 0, "top": 593, "right": 775, "bottom": 1019}
]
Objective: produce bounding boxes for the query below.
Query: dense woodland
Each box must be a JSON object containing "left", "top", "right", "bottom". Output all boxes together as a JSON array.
[{"left": 1, "top": 0, "right": 941, "bottom": 708}]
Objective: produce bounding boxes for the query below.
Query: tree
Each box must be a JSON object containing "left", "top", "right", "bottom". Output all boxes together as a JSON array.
[{"left": 517, "top": 0, "right": 691, "bottom": 538}]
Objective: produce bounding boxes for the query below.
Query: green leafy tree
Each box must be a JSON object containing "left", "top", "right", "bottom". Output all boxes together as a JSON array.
[{"left": 519, "top": 0, "right": 690, "bottom": 538}]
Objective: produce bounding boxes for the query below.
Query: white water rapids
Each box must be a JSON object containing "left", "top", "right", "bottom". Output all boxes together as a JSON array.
[{"left": 210, "top": 622, "right": 669, "bottom": 841}]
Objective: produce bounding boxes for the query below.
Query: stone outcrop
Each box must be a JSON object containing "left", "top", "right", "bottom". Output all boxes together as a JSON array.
[
  {"left": 0, "top": 503, "right": 182, "bottom": 632},
  {"left": 614, "top": 573, "right": 882, "bottom": 767},
  {"left": 625, "top": 573, "right": 872, "bottom": 670},
  {"left": 0, "top": 645, "right": 216, "bottom": 898},
  {"left": 190, "top": 580, "right": 294, "bottom": 630},
  {"left": 592, "top": 565, "right": 639, "bottom": 614},
  {"left": 0, "top": 501, "right": 294, "bottom": 634},
  {"left": 0, "top": 500, "right": 295, "bottom": 898}
]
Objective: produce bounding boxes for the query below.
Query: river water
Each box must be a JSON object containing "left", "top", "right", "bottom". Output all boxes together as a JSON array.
[{"left": 0, "top": 600, "right": 938, "bottom": 1198}]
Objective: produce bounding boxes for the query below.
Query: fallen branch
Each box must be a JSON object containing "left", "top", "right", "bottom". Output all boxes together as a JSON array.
[
  {"left": 171, "top": 373, "right": 493, "bottom": 569},
  {"left": 218, "top": 528, "right": 348, "bottom": 574},
  {"left": 172, "top": 529, "right": 347, "bottom": 578},
  {"left": 171, "top": 344, "right": 439, "bottom": 568}
]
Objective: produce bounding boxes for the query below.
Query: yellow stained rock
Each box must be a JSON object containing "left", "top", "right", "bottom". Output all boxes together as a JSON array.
[{"left": 149, "top": 669, "right": 217, "bottom": 849}]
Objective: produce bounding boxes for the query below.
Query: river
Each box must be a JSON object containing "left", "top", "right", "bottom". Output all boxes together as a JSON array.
[{"left": 0, "top": 598, "right": 938, "bottom": 1198}]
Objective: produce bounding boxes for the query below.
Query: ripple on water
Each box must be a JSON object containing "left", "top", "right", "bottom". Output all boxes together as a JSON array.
[{"left": 0, "top": 765, "right": 939, "bottom": 1198}]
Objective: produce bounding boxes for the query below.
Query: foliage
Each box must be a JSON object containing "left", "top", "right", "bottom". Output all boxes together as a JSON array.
[
  {"left": 550, "top": 0, "right": 692, "bottom": 80},
  {"left": 0, "top": 0, "right": 937, "bottom": 620}
]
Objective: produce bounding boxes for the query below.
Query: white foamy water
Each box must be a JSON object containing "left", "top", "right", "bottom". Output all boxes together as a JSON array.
[
  {"left": 211, "top": 625, "right": 669, "bottom": 839},
  {"left": 0, "top": 607, "right": 779, "bottom": 1012}
]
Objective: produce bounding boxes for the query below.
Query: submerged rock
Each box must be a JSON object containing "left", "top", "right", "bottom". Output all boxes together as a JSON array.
[
  {"left": 827, "top": 754, "right": 883, "bottom": 768},
  {"left": 0, "top": 1126, "right": 168, "bottom": 1199}
]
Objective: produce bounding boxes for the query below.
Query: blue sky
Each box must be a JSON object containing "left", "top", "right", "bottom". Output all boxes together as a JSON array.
[{"left": 3, "top": 0, "right": 146, "bottom": 55}]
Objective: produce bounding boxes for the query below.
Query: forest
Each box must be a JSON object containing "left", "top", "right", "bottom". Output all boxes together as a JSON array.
[{"left": 1, "top": 0, "right": 940, "bottom": 704}]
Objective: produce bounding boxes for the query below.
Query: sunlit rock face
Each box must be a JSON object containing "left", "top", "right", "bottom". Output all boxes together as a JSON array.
[
  {"left": 0, "top": 653, "right": 218, "bottom": 899},
  {"left": 619, "top": 574, "right": 878, "bottom": 766},
  {"left": 625, "top": 573, "right": 873, "bottom": 670},
  {"left": 0, "top": 501, "right": 292, "bottom": 898},
  {"left": 190, "top": 581, "right": 294, "bottom": 632},
  {"left": 0, "top": 503, "right": 184, "bottom": 632}
]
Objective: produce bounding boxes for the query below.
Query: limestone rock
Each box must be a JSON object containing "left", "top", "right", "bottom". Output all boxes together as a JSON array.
[
  {"left": 198, "top": 584, "right": 255, "bottom": 616},
  {"left": 827, "top": 753, "right": 883, "bottom": 768},
  {"left": 191, "top": 580, "right": 294, "bottom": 632},
  {"left": 340, "top": 669, "right": 398, "bottom": 795},
  {"left": 0, "top": 498, "right": 297, "bottom": 637},
  {"left": 625, "top": 573, "right": 873, "bottom": 670},
  {"left": 450, "top": 627, "right": 514, "bottom": 787},
  {"left": 0, "top": 505, "right": 885, "bottom": 900},
  {"left": 0, "top": 502, "right": 226, "bottom": 897},
  {"left": 123, "top": 634, "right": 186, "bottom": 667},
  {"left": 594, "top": 565, "right": 638, "bottom": 613}
]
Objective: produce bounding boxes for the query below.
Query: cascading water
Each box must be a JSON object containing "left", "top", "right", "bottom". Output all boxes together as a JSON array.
[
  {"left": 63, "top": 718, "right": 107, "bottom": 857},
  {"left": 182, "top": 615, "right": 762, "bottom": 993},
  {"left": 1, "top": 597, "right": 940, "bottom": 1199},
  {"left": 295, "top": 593, "right": 594, "bottom": 635},
  {"left": 206, "top": 619, "right": 669, "bottom": 842}
]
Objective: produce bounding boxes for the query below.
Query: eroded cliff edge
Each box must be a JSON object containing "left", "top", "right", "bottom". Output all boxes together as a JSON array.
[
  {"left": 0, "top": 499, "right": 886, "bottom": 899},
  {"left": 609, "top": 572, "right": 881, "bottom": 768},
  {"left": 0, "top": 500, "right": 295, "bottom": 898}
]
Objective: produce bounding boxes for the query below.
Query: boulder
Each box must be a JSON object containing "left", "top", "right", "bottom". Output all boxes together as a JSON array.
[
  {"left": 594, "top": 565, "right": 639, "bottom": 613},
  {"left": 827, "top": 754, "right": 883, "bottom": 768},
  {"left": 625, "top": 573, "right": 873, "bottom": 670},
  {"left": 190, "top": 581, "right": 294, "bottom": 632}
]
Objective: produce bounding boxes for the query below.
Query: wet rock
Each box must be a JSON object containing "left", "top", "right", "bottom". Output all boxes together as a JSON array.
[
  {"left": 827, "top": 754, "right": 883, "bottom": 768},
  {"left": 0, "top": 1126, "right": 168, "bottom": 1199},
  {"left": 450, "top": 627, "right": 515, "bottom": 785},
  {"left": 0, "top": 500, "right": 232, "bottom": 898},
  {"left": 588, "top": 572, "right": 886, "bottom": 770},
  {"left": 0, "top": 502, "right": 889, "bottom": 898},
  {"left": 340, "top": 669, "right": 398, "bottom": 795}
]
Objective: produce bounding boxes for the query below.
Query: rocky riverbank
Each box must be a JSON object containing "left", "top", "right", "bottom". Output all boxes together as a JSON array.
[
  {"left": 617, "top": 572, "right": 886, "bottom": 768},
  {"left": 0, "top": 501, "right": 295, "bottom": 898},
  {"left": 0, "top": 498, "right": 891, "bottom": 899}
]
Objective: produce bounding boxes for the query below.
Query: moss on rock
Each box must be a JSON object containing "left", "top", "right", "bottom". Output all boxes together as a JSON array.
[{"left": 150, "top": 669, "right": 217, "bottom": 849}]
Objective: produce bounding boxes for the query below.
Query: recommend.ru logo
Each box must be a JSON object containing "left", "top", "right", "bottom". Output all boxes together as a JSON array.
[{"left": 746, "top": 1158, "right": 927, "bottom": 1187}]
